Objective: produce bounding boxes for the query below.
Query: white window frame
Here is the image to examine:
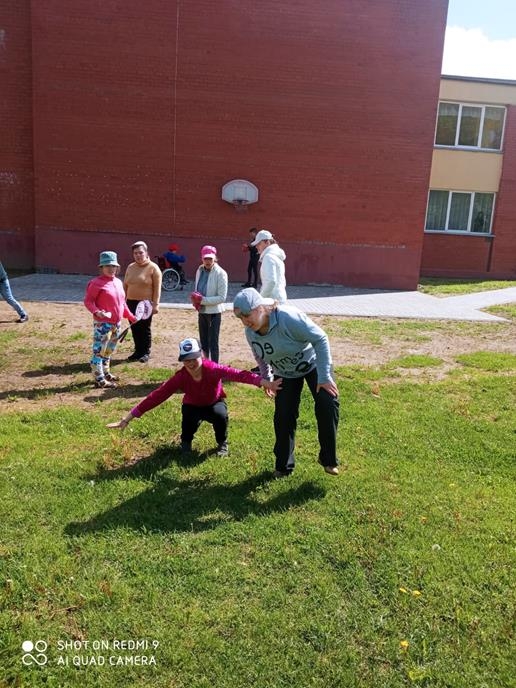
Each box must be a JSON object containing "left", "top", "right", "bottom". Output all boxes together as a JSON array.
[
  {"left": 424, "top": 190, "right": 496, "bottom": 235},
  {"left": 434, "top": 101, "right": 506, "bottom": 151}
]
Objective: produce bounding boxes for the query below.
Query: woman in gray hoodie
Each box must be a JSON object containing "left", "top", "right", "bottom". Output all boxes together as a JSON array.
[{"left": 234, "top": 287, "right": 339, "bottom": 478}]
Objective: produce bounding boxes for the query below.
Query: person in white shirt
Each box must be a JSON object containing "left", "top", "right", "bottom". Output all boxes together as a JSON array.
[
  {"left": 190, "top": 245, "right": 228, "bottom": 363},
  {"left": 251, "top": 229, "right": 287, "bottom": 303}
]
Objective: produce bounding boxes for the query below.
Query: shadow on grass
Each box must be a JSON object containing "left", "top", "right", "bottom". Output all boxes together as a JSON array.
[
  {"left": 82, "top": 382, "right": 159, "bottom": 402},
  {"left": 0, "top": 381, "right": 93, "bottom": 401},
  {"left": 22, "top": 362, "right": 89, "bottom": 377},
  {"left": 89, "top": 444, "right": 207, "bottom": 481},
  {"left": 65, "top": 472, "right": 325, "bottom": 535},
  {"left": 0, "top": 379, "right": 158, "bottom": 402}
]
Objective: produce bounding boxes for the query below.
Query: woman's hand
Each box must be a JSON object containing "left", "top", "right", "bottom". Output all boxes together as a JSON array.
[
  {"left": 190, "top": 291, "right": 203, "bottom": 311},
  {"left": 316, "top": 380, "right": 339, "bottom": 397}
]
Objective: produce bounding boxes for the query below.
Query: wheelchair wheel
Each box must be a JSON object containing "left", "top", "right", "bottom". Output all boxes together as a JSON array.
[{"left": 162, "top": 268, "right": 181, "bottom": 291}]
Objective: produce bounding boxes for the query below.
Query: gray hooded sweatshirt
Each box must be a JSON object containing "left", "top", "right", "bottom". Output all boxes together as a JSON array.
[{"left": 245, "top": 305, "right": 333, "bottom": 383}]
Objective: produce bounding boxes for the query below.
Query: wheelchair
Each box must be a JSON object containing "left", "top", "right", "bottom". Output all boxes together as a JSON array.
[{"left": 156, "top": 256, "right": 187, "bottom": 292}]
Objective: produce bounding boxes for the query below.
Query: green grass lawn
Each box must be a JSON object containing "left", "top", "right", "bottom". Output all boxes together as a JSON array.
[
  {"left": 0, "top": 344, "right": 515, "bottom": 686},
  {"left": 418, "top": 278, "right": 516, "bottom": 296}
]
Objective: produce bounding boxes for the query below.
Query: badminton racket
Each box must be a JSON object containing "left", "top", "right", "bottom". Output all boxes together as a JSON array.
[{"left": 117, "top": 299, "right": 153, "bottom": 343}]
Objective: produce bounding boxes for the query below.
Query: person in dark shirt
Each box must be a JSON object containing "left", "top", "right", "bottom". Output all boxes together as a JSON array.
[{"left": 241, "top": 228, "right": 259, "bottom": 288}]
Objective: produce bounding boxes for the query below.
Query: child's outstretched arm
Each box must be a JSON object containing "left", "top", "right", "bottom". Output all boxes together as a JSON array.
[{"left": 107, "top": 412, "right": 134, "bottom": 430}]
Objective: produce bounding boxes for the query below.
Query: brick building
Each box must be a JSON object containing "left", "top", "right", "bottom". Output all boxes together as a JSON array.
[
  {"left": 1, "top": 0, "right": 448, "bottom": 288},
  {"left": 422, "top": 75, "right": 516, "bottom": 280}
]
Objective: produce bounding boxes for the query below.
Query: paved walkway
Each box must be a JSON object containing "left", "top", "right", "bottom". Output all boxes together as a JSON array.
[{"left": 8, "top": 273, "right": 516, "bottom": 322}]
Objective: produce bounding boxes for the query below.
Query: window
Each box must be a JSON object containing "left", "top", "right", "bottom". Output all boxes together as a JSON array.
[
  {"left": 435, "top": 101, "right": 505, "bottom": 150},
  {"left": 425, "top": 190, "right": 494, "bottom": 234}
]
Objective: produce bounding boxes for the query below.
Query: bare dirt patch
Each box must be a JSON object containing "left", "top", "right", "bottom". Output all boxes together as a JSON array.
[{"left": 1, "top": 302, "right": 515, "bottom": 412}]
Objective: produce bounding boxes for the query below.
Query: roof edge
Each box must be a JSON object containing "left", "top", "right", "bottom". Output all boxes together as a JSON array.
[{"left": 442, "top": 74, "right": 516, "bottom": 86}]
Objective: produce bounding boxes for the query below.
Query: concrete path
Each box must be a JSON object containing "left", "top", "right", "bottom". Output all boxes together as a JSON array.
[{"left": 8, "top": 273, "right": 516, "bottom": 322}]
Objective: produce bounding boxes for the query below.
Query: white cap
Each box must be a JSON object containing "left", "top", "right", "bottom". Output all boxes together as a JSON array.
[
  {"left": 250, "top": 230, "right": 273, "bottom": 246},
  {"left": 178, "top": 337, "right": 202, "bottom": 361}
]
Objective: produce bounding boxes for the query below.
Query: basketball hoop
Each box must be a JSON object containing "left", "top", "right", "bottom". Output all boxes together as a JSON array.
[
  {"left": 222, "top": 180, "right": 259, "bottom": 210},
  {"left": 232, "top": 199, "right": 249, "bottom": 213}
]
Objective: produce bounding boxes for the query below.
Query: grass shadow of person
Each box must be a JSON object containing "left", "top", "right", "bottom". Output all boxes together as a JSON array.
[
  {"left": 65, "top": 472, "right": 326, "bottom": 536},
  {"left": 22, "top": 362, "right": 89, "bottom": 377},
  {"left": 88, "top": 443, "right": 208, "bottom": 482},
  {"left": 0, "top": 380, "right": 92, "bottom": 402},
  {"left": 82, "top": 382, "right": 160, "bottom": 403}
]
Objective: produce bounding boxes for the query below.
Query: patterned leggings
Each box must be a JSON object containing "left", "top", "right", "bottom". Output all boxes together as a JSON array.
[{"left": 90, "top": 321, "right": 120, "bottom": 380}]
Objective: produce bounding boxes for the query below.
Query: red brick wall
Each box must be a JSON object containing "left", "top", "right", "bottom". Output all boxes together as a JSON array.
[
  {"left": 8, "top": 0, "right": 449, "bottom": 287},
  {"left": 421, "top": 104, "right": 516, "bottom": 280},
  {"left": 420, "top": 233, "right": 494, "bottom": 277},
  {"left": 0, "top": 1, "right": 35, "bottom": 268},
  {"left": 490, "top": 105, "right": 516, "bottom": 277}
]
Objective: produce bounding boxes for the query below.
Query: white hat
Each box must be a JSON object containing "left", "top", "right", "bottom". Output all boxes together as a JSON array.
[
  {"left": 250, "top": 230, "right": 273, "bottom": 246},
  {"left": 178, "top": 337, "right": 202, "bottom": 361}
]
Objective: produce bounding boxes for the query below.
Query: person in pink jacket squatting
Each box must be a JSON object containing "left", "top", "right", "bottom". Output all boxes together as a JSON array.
[
  {"left": 107, "top": 337, "right": 282, "bottom": 456},
  {"left": 84, "top": 251, "right": 137, "bottom": 388}
]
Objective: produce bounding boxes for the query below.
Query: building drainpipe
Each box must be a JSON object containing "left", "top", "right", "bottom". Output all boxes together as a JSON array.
[{"left": 485, "top": 235, "right": 495, "bottom": 273}]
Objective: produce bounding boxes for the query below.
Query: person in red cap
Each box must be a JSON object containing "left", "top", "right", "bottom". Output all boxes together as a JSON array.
[
  {"left": 190, "top": 245, "right": 228, "bottom": 363},
  {"left": 162, "top": 243, "right": 187, "bottom": 284}
]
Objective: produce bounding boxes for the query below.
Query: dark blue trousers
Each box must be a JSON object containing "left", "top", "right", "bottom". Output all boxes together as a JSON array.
[
  {"left": 198, "top": 312, "right": 221, "bottom": 363},
  {"left": 181, "top": 400, "right": 228, "bottom": 446},
  {"left": 273, "top": 368, "right": 339, "bottom": 473}
]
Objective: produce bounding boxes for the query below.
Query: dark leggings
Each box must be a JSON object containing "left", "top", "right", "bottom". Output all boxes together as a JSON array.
[
  {"left": 273, "top": 368, "right": 339, "bottom": 473},
  {"left": 247, "top": 257, "right": 259, "bottom": 288},
  {"left": 198, "top": 312, "right": 221, "bottom": 363},
  {"left": 181, "top": 400, "right": 228, "bottom": 446},
  {"left": 127, "top": 299, "right": 153, "bottom": 357}
]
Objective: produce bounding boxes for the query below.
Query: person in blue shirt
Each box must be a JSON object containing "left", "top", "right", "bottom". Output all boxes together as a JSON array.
[
  {"left": 0, "top": 261, "right": 28, "bottom": 322},
  {"left": 233, "top": 287, "right": 339, "bottom": 478},
  {"left": 163, "top": 243, "right": 187, "bottom": 284}
]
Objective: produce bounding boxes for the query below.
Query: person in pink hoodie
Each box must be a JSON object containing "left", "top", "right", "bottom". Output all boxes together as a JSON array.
[
  {"left": 84, "top": 251, "right": 136, "bottom": 388},
  {"left": 107, "top": 337, "right": 282, "bottom": 456}
]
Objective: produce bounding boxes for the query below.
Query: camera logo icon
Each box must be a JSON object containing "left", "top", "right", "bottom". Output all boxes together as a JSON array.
[{"left": 22, "top": 640, "right": 48, "bottom": 666}]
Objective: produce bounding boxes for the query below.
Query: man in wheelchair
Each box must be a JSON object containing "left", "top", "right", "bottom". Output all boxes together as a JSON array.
[{"left": 161, "top": 244, "right": 187, "bottom": 284}]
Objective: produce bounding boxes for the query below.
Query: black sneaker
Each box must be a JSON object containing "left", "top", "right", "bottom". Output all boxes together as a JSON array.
[
  {"left": 17, "top": 314, "right": 29, "bottom": 323},
  {"left": 216, "top": 442, "right": 229, "bottom": 456},
  {"left": 272, "top": 469, "right": 290, "bottom": 479},
  {"left": 126, "top": 353, "right": 139, "bottom": 361},
  {"left": 138, "top": 354, "right": 150, "bottom": 363}
]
